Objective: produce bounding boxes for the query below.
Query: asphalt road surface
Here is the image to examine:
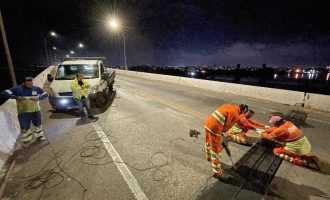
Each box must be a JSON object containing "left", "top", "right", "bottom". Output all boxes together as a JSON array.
[{"left": 1, "top": 73, "right": 330, "bottom": 200}]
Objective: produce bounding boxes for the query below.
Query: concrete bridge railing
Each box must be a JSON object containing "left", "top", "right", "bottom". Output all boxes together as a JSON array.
[{"left": 116, "top": 70, "right": 330, "bottom": 112}]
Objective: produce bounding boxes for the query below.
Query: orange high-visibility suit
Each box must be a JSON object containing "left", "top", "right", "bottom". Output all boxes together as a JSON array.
[
  {"left": 204, "top": 104, "right": 241, "bottom": 176},
  {"left": 227, "top": 114, "right": 265, "bottom": 145},
  {"left": 261, "top": 121, "right": 313, "bottom": 166}
]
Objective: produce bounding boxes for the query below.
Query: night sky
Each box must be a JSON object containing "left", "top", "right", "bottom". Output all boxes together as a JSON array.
[{"left": 1, "top": 0, "right": 330, "bottom": 67}]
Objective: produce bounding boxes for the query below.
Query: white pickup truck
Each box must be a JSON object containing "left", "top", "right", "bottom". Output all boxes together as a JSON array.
[{"left": 47, "top": 57, "right": 115, "bottom": 111}]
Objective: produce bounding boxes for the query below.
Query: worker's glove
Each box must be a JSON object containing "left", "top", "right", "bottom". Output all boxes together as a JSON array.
[{"left": 264, "top": 125, "right": 270, "bottom": 129}]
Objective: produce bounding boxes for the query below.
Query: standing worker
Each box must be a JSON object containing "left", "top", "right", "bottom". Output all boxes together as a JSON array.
[
  {"left": 2, "top": 77, "right": 48, "bottom": 143},
  {"left": 226, "top": 110, "right": 268, "bottom": 145},
  {"left": 204, "top": 104, "right": 249, "bottom": 180},
  {"left": 261, "top": 116, "right": 320, "bottom": 170},
  {"left": 70, "top": 73, "right": 97, "bottom": 122}
]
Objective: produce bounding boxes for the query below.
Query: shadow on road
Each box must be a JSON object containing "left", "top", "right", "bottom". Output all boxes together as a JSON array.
[
  {"left": 194, "top": 174, "right": 328, "bottom": 200},
  {"left": 13, "top": 141, "right": 49, "bottom": 165}
]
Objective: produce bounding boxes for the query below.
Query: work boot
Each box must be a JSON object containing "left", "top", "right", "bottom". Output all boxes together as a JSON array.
[
  {"left": 34, "top": 125, "right": 46, "bottom": 141},
  {"left": 306, "top": 156, "right": 321, "bottom": 171},
  {"left": 89, "top": 116, "right": 98, "bottom": 122},
  {"left": 21, "top": 129, "right": 32, "bottom": 144},
  {"left": 244, "top": 137, "right": 255, "bottom": 146}
]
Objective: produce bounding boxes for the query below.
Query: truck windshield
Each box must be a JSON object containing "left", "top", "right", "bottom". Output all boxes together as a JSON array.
[{"left": 55, "top": 64, "right": 99, "bottom": 80}]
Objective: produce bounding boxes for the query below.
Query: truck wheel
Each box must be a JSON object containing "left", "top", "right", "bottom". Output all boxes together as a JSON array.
[
  {"left": 108, "top": 84, "right": 113, "bottom": 93},
  {"left": 95, "top": 92, "right": 108, "bottom": 108}
]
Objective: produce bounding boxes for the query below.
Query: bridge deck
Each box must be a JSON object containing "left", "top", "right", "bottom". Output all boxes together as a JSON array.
[{"left": 1, "top": 73, "right": 330, "bottom": 200}]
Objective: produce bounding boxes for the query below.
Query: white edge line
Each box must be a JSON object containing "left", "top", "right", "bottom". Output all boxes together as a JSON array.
[
  {"left": 307, "top": 117, "right": 330, "bottom": 125},
  {"left": 91, "top": 122, "right": 148, "bottom": 200}
]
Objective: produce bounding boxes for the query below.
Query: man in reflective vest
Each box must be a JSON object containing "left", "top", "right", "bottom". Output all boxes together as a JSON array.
[
  {"left": 70, "top": 73, "right": 96, "bottom": 122},
  {"left": 226, "top": 110, "right": 268, "bottom": 145},
  {"left": 261, "top": 116, "right": 320, "bottom": 170},
  {"left": 2, "top": 77, "right": 48, "bottom": 143},
  {"left": 204, "top": 104, "right": 249, "bottom": 179}
]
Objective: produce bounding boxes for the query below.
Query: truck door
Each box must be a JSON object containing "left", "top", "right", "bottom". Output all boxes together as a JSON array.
[{"left": 99, "top": 62, "right": 107, "bottom": 91}]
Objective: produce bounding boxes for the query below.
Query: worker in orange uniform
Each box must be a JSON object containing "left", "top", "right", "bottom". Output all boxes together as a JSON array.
[
  {"left": 261, "top": 116, "right": 320, "bottom": 170},
  {"left": 226, "top": 110, "right": 268, "bottom": 145},
  {"left": 204, "top": 104, "right": 249, "bottom": 179}
]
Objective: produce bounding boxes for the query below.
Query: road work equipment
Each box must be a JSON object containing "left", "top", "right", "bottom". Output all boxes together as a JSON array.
[{"left": 222, "top": 133, "right": 236, "bottom": 169}]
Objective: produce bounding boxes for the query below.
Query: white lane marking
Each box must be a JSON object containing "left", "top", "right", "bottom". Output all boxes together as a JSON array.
[
  {"left": 91, "top": 122, "right": 148, "bottom": 200},
  {"left": 307, "top": 118, "right": 330, "bottom": 125}
]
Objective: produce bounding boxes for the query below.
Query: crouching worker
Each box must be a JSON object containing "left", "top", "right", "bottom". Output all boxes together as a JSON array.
[
  {"left": 2, "top": 77, "right": 48, "bottom": 143},
  {"left": 261, "top": 116, "right": 320, "bottom": 170},
  {"left": 70, "top": 73, "right": 96, "bottom": 122},
  {"left": 204, "top": 104, "right": 249, "bottom": 180},
  {"left": 226, "top": 110, "right": 268, "bottom": 145}
]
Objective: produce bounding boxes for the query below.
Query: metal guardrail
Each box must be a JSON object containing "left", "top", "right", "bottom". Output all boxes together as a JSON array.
[{"left": 60, "top": 57, "right": 107, "bottom": 61}]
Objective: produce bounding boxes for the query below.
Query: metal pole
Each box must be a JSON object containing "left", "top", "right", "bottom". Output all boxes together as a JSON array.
[
  {"left": 85, "top": 48, "right": 89, "bottom": 57},
  {"left": 123, "top": 34, "right": 127, "bottom": 70},
  {"left": 44, "top": 37, "right": 49, "bottom": 66},
  {"left": 0, "top": 10, "right": 17, "bottom": 86}
]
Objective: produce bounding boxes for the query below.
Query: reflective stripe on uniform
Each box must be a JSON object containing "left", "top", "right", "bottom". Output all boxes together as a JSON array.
[
  {"left": 40, "top": 92, "right": 48, "bottom": 98},
  {"left": 34, "top": 126, "right": 44, "bottom": 138},
  {"left": 212, "top": 162, "right": 221, "bottom": 170},
  {"left": 204, "top": 125, "right": 221, "bottom": 136},
  {"left": 212, "top": 110, "right": 226, "bottom": 125},
  {"left": 205, "top": 143, "right": 211, "bottom": 152},
  {"left": 231, "top": 135, "right": 247, "bottom": 144},
  {"left": 21, "top": 129, "right": 32, "bottom": 143},
  {"left": 276, "top": 153, "right": 293, "bottom": 162},
  {"left": 210, "top": 150, "right": 221, "bottom": 161},
  {"left": 5, "top": 90, "right": 13, "bottom": 94}
]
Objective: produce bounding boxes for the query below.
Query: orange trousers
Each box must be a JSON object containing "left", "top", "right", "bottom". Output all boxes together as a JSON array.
[
  {"left": 205, "top": 130, "right": 223, "bottom": 176},
  {"left": 273, "top": 147, "right": 312, "bottom": 166},
  {"left": 226, "top": 131, "right": 248, "bottom": 145}
]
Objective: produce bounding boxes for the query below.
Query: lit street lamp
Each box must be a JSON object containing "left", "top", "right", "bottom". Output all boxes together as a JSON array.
[
  {"left": 78, "top": 42, "right": 88, "bottom": 56},
  {"left": 52, "top": 46, "right": 57, "bottom": 63},
  {"left": 66, "top": 54, "right": 70, "bottom": 58},
  {"left": 44, "top": 31, "right": 57, "bottom": 66},
  {"left": 108, "top": 18, "right": 127, "bottom": 70},
  {"left": 70, "top": 50, "right": 75, "bottom": 54}
]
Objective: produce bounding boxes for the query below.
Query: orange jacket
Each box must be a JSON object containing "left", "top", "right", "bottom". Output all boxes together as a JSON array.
[
  {"left": 204, "top": 104, "right": 241, "bottom": 134},
  {"left": 261, "top": 121, "right": 302, "bottom": 142},
  {"left": 238, "top": 114, "right": 265, "bottom": 131}
]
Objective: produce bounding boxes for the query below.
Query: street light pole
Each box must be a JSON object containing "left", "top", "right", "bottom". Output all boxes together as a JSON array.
[
  {"left": 123, "top": 34, "right": 127, "bottom": 70},
  {"left": 108, "top": 19, "right": 128, "bottom": 70},
  {"left": 44, "top": 38, "right": 49, "bottom": 66},
  {"left": 44, "top": 31, "right": 56, "bottom": 66},
  {"left": 0, "top": 10, "right": 17, "bottom": 85}
]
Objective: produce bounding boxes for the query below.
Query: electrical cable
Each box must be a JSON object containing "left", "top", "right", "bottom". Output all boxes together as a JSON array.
[{"left": 11, "top": 123, "right": 176, "bottom": 200}]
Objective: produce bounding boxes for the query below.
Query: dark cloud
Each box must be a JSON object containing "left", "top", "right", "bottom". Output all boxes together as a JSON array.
[{"left": 1, "top": 0, "right": 330, "bottom": 67}]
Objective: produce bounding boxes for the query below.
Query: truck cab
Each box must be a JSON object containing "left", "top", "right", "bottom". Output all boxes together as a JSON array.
[{"left": 48, "top": 57, "right": 115, "bottom": 111}]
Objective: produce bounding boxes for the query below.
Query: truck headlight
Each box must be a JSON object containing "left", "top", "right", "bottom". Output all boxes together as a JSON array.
[
  {"left": 90, "top": 85, "right": 99, "bottom": 94},
  {"left": 59, "top": 99, "right": 69, "bottom": 105}
]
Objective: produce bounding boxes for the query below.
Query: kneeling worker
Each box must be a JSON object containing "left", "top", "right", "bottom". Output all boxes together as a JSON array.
[
  {"left": 70, "top": 73, "right": 96, "bottom": 122},
  {"left": 261, "top": 116, "right": 319, "bottom": 170},
  {"left": 2, "top": 77, "right": 48, "bottom": 143}
]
